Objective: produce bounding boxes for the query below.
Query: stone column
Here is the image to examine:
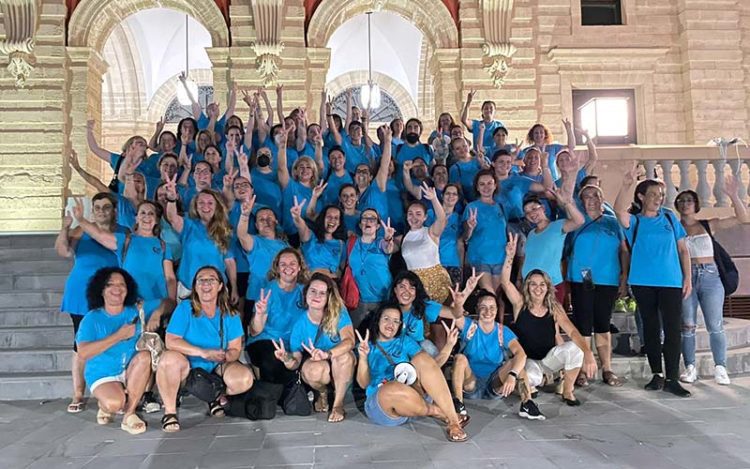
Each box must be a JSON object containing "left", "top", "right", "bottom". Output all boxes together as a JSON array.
[
  {"left": 430, "top": 49, "right": 462, "bottom": 121},
  {"left": 66, "top": 47, "right": 108, "bottom": 196},
  {"left": 304, "top": 47, "right": 331, "bottom": 115},
  {"left": 206, "top": 47, "right": 231, "bottom": 109}
]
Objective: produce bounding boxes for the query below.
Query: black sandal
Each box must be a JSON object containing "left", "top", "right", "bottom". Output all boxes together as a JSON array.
[
  {"left": 161, "top": 413, "right": 180, "bottom": 432},
  {"left": 209, "top": 399, "right": 226, "bottom": 417}
]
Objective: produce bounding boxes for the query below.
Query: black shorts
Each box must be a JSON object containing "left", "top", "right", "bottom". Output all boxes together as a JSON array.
[
  {"left": 570, "top": 282, "right": 618, "bottom": 335},
  {"left": 70, "top": 314, "right": 84, "bottom": 352}
]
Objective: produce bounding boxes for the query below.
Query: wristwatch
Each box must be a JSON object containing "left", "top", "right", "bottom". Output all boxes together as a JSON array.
[{"left": 508, "top": 370, "right": 519, "bottom": 380}]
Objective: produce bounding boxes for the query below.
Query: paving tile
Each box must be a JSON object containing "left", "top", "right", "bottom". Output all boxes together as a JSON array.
[
  {"left": 254, "top": 447, "right": 315, "bottom": 465},
  {"left": 208, "top": 435, "right": 265, "bottom": 452},
  {"left": 82, "top": 455, "right": 149, "bottom": 468}
]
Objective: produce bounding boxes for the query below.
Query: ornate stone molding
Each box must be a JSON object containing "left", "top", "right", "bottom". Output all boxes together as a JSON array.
[
  {"left": 250, "top": 0, "right": 284, "bottom": 86},
  {"left": 480, "top": 0, "right": 516, "bottom": 88},
  {"left": 0, "top": 0, "right": 40, "bottom": 87}
]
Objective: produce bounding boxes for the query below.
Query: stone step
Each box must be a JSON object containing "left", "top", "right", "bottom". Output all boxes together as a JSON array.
[
  {"left": 0, "top": 308, "right": 70, "bottom": 327},
  {"left": 609, "top": 345, "right": 750, "bottom": 380},
  {"left": 0, "top": 246, "right": 60, "bottom": 262},
  {"left": 0, "top": 273, "right": 68, "bottom": 292},
  {"left": 3, "top": 259, "right": 73, "bottom": 275},
  {"left": 0, "top": 291, "right": 63, "bottom": 309},
  {"left": 0, "top": 348, "right": 72, "bottom": 373},
  {"left": 0, "top": 234, "right": 57, "bottom": 249},
  {"left": 611, "top": 317, "right": 750, "bottom": 352},
  {"left": 0, "top": 372, "right": 73, "bottom": 401},
  {"left": 0, "top": 326, "right": 73, "bottom": 348}
]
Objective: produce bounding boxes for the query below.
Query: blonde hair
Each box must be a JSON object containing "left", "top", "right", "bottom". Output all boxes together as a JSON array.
[
  {"left": 292, "top": 156, "right": 320, "bottom": 186},
  {"left": 522, "top": 269, "right": 564, "bottom": 317},
  {"left": 303, "top": 272, "right": 345, "bottom": 337},
  {"left": 121, "top": 135, "right": 147, "bottom": 155},
  {"left": 267, "top": 247, "right": 309, "bottom": 283},
  {"left": 188, "top": 189, "right": 232, "bottom": 253}
]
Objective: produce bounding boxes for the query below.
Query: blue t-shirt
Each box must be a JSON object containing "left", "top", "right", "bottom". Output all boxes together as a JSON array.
[
  {"left": 197, "top": 112, "right": 227, "bottom": 137},
  {"left": 518, "top": 143, "right": 564, "bottom": 181},
  {"left": 523, "top": 219, "right": 568, "bottom": 285},
  {"left": 116, "top": 194, "right": 137, "bottom": 229},
  {"left": 177, "top": 217, "right": 231, "bottom": 287},
  {"left": 460, "top": 318, "right": 517, "bottom": 379},
  {"left": 302, "top": 237, "right": 345, "bottom": 275},
  {"left": 321, "top": 171, "right": 354, "bottom": 208},
  {"left": 394, "top": 143, "right": 434, "bottom": 169},
  {"left": 625, "top": 209, "right": 686, "bottom": 288},
  {"left": 244, "top": 236, "right": 288, "bottom": 301},
  {"left": 462, "top": 200, "right": 507, "bottom": 265},
  {"left": 498, "top": 175, "right": 536, "bottom": 221},
  {"left": 426, "top": 209, "right": 462, "bottom": 267},
  {"left": 76, "top": 306, "right": 140, "bottom": 386},
  {"left": 365, "top": 336, "right": 422, "bottom": 397},
  {"left": 566, "top": 214, "right": 624, "bottom": 286},
  {"left": 166, "top": 301, "right": 243, "bottom": 372},
  {"left": 114, "top": 233, "right": 172, "bottom": 316},
  {"left": 247, "top": 281, "right": 305, "bottom": 345},
  {"left": 402, "top": 300, "right": 442, "bottom": 343},
  {"left": 289, "top": 309, "right": 353, "bottom": 353},
  {"left": 449, "top": 159, "right": 483, "bottom": 201},
  {"left": 251, "top": 169, "right": 283, "bottom": 219},
  {"left": 385, "top": 179, "right": 405, "bottom": 231},
  {"left": 342, "top": 138, "right": 373, "bottom": 174},
  {"left": 471, "top": 119, "right": 504, "bottom": 151},
  {"left": 281, "top": 180, "right": 314, "bottom": 235},
  {"left": 349, "top": 238, "right": 392, "bottom": 303}
]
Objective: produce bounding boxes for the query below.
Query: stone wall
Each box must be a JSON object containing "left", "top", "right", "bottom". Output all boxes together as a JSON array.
[{"left": 1, "top": 0, "right": 750, "bottom": 232}]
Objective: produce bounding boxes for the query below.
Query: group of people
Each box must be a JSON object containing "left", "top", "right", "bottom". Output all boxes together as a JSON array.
[{"left": 56, "top": 83, "right": 748, "bottom": 442}]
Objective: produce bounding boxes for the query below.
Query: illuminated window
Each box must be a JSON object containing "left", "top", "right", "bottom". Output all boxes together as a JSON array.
[
  {"left": 581, "top": 0, "right": 622, "bottom": 26},
  {"left": 573, "top": 89, "right": 636, "bottom": 145}
]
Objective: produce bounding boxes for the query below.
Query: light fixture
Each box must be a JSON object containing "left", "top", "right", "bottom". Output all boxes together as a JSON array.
[
  {"left": 176, "top": 14, "right": 198, "bottom": 106},
  {"left": 360, "top": 12, "right": 381, "bottom": 110},
  {"left": 579, "top": 97, "right": 629, "bottom": 138}
]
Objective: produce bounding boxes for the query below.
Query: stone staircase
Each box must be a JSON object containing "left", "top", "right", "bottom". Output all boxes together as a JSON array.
[
  {"left": 0, "top": 234, "right": 74, "bottom": 400},
  {"left": 1, "top": 234, "right": 749, "bottom": 400}
]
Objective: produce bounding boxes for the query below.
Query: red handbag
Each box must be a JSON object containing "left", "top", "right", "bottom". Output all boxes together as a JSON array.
[{"left": 339, "top": 236, "right": 360, "bottom": 310}]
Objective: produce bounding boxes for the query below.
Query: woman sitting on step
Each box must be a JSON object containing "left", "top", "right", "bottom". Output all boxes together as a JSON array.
[{"left": 75, "top": 267, "right": 152, "bottom": 435}]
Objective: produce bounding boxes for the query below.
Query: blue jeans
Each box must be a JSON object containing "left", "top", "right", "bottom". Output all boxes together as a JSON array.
[{"left": 681, "top": 264, "right": 727, "bottom": 367}]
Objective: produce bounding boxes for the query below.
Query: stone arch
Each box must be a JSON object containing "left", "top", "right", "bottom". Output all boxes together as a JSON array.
[
  {"left": 146, "top": 69, "right": 214, "bottom": 123},
  {"left": 307, "top": 0, "right": 459, "bottom": 50},
  {"left": 102, "top": 21, "right": 147, "bottom": 120},
  {"left": 325, "top": 70, "right": 419, "bottom": 120},
  {"left": 68, "top": 0, "right": 229, "bottom": 51}
]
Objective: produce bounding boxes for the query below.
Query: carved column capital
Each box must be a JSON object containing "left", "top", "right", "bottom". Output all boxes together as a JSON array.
[
  {"left": 480, "top": 0, "right": 516, "bottom": 88},
  {"left": 0, "top": 0, "right": 40, "bottom": 88}
]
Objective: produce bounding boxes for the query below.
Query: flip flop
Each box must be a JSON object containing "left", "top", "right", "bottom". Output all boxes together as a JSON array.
[
  {"left": 314, "top": 391, "right": 329, "bottom": 413},
  {"left": 67, "top": 400, "right": 85, "bottom": 414},
  {"left": 96, "top": 408, "right": 113, "bottom": 425},
  {"left": 327, "top": 407, "right": 346, "bottom": 423},
  {"left": 120, "top": 413, "right": 147, "bottom": 435}
]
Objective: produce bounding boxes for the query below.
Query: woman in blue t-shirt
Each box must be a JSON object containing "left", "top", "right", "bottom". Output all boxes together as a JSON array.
[
  {"left": 157, "top": 266, "right": 253, "bottom": 432},
  {"left": 277, "top": 125, "right": 320, "bottom": 241},
  {"left": 450, "top": 289, "right": 544, "bottom": 421},
  {"left": 448, "top": 137, "right": 488, "bottom": 201},
  {"left": 355, "top": 304, "right": 468, "bottom": 442},
  {"left": 75, "top": 267, "right": 151, "bottom": 435},
  {"left": 614, "top": 165, "right": 692, "bottom": 397},
  {"left": 292, "top": 198, "right": 346, "bottom": 277},
  {"left": 272, "top": 273, "right": 355, "bottom": 423},
  {"left": 426, "top": 183, "right": 464, "bottom": 286},
  {"left": 567, "top": 184, "right": 628, "bottom": 387},
  {"left": 246, "top": 248, "right": 308, "bottom": 385},
  {"left": 517, "top": 120, "right": 575, "bottom": 181}
]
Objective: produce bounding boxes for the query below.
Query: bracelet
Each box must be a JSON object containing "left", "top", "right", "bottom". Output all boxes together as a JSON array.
[
  {"left": 508, "top": 370, "right": 519, "bottom": 380},
  {"left": 166, "top": 197, "right": 177, "bottom": 203},
  {"left": 384, "top": 237, "right": 393, "bottom": 243}
]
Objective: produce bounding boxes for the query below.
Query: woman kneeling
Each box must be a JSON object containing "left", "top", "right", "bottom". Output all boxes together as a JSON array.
[
  {"left": 156, "top": 266, "right": 254, "bottom": 432},
  {"left": 356, "top": 304, "right": 469, "bottom": 442},
  {"left": 76, "top": 267, "right": 152, "bottom": 434}
]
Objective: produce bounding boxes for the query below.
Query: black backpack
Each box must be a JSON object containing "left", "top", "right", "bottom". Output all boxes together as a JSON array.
[{"left": 699, "top": 220, "right": 739, "bottom": 296}]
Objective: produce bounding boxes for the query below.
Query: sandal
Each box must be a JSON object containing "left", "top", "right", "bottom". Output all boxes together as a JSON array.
[
  {"left": 120, "top": 413, "right": 147, "bottom": 435},
  {"left": 327, "top": 407, "right": 346, "bottom": 423},
  {"left": 314, "top": 391, "right": 329, "bottom": 413},
  {"left": 161, "top": 413, "right": 180, "bottom": 433},
  {"left": 602, "top": 370, "right": 624, "bottom": 387},
  {"left": 67, "top": 400, "right": 86, "bottom": 414},
  {"left": 575, "top": 373, "right": 589, "bottom": 388},
  {"left": 458, "top": 413, "right": 471, "bottom": 429},
  {"left": 209, "top": 398, "right": 226, "bottom": 418},
  {"left": 96, "top": 408, "right": 113, "bottom": 425},
  {"left": 445, "top": 422, "right": 468, "bottom": 443}
]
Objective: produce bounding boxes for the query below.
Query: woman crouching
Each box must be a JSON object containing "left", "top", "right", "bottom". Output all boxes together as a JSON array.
[
  {"left": 356, "top": 304, "right": 469, "bottom": 442},
  {"left": 76, "top": 267, "right": 152, "bottom": 434},
  {"left": 156, "top": 266, "right": 254, "bottom": 432}
]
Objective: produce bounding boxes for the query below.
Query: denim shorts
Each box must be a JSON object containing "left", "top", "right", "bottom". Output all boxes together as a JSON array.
[
  {"left": 463, "top": 368, "right": 503, "bottom": 400},
  {"left": 365, "top": 387, "right": 409, "bottom": 427},
  {"left": 475, "top": 263, "right": 503, "bottom": 276}
]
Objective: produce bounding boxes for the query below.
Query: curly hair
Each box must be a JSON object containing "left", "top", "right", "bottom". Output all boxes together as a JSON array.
[
  {"left": 189, "top": 265, "right": 238, "bottom": 317},
  {"left": 292, "top": 156, "right": 320, "bottom": 186},
  {"left": 302, "top": 272, "right": 345, "bottom": 337},
  {"left": 367, "top": 302, "right": 404, "bottom": 342},
  {"left": 267, "top": 247, "right": 309, "bottom": 283},
  {"left": 526, "top": 123, "right": 552, "bottom": 145},
  {"left": 86, "top": 267, "right": 139, "bottom": 310},
  {"left": 312, "top": 205, "right": 347, "bottom": 242},
  {"left": 389, "top": 271, "right": 429, "bottom": 320},
  {"left": 188, "top": 189, "right": 232, "bottom": 253}
]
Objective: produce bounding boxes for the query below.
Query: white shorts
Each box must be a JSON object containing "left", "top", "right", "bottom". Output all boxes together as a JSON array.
[
  {"left": 90, "top": 371, "right": 127, "bottom": 393},
  {"left": 525, "top": 341, "right": 584, "bottom": 387}
]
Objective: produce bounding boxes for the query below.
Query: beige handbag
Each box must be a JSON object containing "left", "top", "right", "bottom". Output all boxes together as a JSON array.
[{"left": 135, "top": 301, "right": 165, "bottom": 371}]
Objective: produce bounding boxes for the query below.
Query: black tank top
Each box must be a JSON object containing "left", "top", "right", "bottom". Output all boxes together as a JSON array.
[{"left": 512, "top": 307, "right": 556, "bottom": 360}]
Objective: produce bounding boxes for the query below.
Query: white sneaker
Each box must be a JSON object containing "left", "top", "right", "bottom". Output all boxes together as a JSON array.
[
  {"left": 714, "top": 365, "right": 730, "bottom": 385},
  {"left": 680, "top": 364, "right": 697, "bottom": 383}
]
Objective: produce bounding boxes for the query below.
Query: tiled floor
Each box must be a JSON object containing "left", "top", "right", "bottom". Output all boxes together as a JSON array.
[{"left": 1, "top": 376, "right": 749, "bottom": 468}]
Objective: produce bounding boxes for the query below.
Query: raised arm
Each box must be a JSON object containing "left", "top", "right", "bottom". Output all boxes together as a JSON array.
[
  {"left": 295, "top": 108, "right": 307, "bottom": 152},
  {"left": 578, "top": 128, "right": 598, "bottom": 175},
  {"left": 326, "top": 111, "right": 343, "bottom": 146},
  {"left": 401, "top": 161, "right": 422, "bottom": 199},
  {"left": 276, "top": 125, "right": 291, "bottom": 190},
  {"left": 344, "top": 88, "right": 353, "bottom": 130},
  {"left": 55, "top": 210, "right": 78, "bottom": 258},
  {"left": 712, "top": 175, "right": 750, "bottom": 230},
  {"left": 354, "top": 330, "right": 371, "bottom": 389},
  {"left": 86, "top": 120, "right": 113, "bottom": 163},
  {"left": 236, "top": 195, "right": 256, "bottom": 252},
  {"left": 178, "top": 72, "right": 202, "bottom": 119},
  {"left": 164, "top": 175, "right": 184, "bottom": 234},
  {"left": 563, "top": 118, "right": 576, "bottom": 153},
  {"left": 69, "top": 149, "right": 109, "bottom": 193},
  {"left": 249, "top": 289, "right": 271, "bottom": 337},
  {"left": 225, "top": 82, "right": 237, "bottom": 119},
  {"left": 148, "top": 117, "right": 165, "bottom": 151},
  {"left": 460, "top": 89, "right": 476, "bottom": 130},
  {"left": 306, "top": 181, "right": 326, "bottom": 220},
  {"left": 374, "top": 125, "right": 393, "bottom": 192},
  {"left": 500, "top": 233, "right": 524, "bottom": 319},
  {"left": 319, "top": 89, "right": 329, "bottom": 134},
  {"left": 70, "top": 198, "right": 117, "bottom": 250},
  {"left": 614, "top": 162, "right": 639, "bottom": 228},
  {"left": 260, "top": 88, "right": 274, "bottom": 127},
  {"left": 434, "top": 320, "right": 459, "bottom": 367},
  {"left": 275, "top": 84, "right": 285, "bottom": 124},
  {"left": 555, "top": 186, "right": 585, "bottom": 233},
  {"left": 423, "top": 184, "right": 446, "bottom": 240},
  {"left": 241, "top": 90, "right": 257, "bottom": 149},
  {"left": 290, "top": 196, "right": 312, "bottom": 243}
]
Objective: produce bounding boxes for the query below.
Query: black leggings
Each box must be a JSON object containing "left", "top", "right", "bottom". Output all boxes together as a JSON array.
[
  {"left": 631, "top": 286, "right": 682, "bottom": 381},
  {"left": 246, "top": 340, "right": 296, "bottom": 385},
  {"left": 570, "top": 283, "right": 618, "bottom": 335}
]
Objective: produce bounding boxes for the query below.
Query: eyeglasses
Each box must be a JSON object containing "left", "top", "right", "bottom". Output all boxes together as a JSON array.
[
  {"left": 196, "top": 278, "right": 220, "bottom": 286},
  {"left": 93, "top": 204, "right": 114, "bottom": 212},
  {"left": 233, "top": 182, "right": 251, "bottom": 190},
  {"left": 381, "top": 316, "right": 402, "bottom": 325},
  {"left": 355, "top": 169, "right": 370, "bottom": 175},
  {"left": 361, "top": 216, "right": 378, "bottom": 223}
]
